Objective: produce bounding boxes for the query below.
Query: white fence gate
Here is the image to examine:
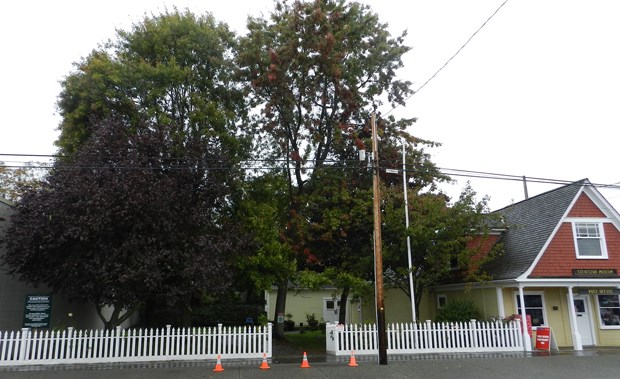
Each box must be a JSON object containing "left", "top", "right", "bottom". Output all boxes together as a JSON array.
[
  {"left": 0, "top": 323, "right": 272, "bottom": 366},
  {"left": 326, "top": 320, "right": 523, "bottom": 356}
]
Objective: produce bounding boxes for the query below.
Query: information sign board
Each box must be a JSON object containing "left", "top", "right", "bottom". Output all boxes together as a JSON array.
[{"left": 23, "top": 295, "right": 52, "bottom": 328}]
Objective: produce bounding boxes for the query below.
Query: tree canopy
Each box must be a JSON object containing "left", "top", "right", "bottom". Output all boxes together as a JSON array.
[
  {"left": 2, "top": 118, "right": 246, "bottom": 328},
  {"left": 238, "top": 0, "right": 417, "bottom": 189},
  {"left": 382, "top": 183, "right": 499, "bottom": 318},
  {"left": 57, "top": 8, "right": 247, "bottom": 158},
  {"left": 237, "top": 0, "right": 430, "bottom": 333},
  {"left": 1, "top": 2, "right": 498, "bottom": 329}
]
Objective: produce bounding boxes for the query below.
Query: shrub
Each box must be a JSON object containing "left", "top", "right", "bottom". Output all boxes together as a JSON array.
[{"left": 436, "top": 300, "right": 482, "bottom": 323}]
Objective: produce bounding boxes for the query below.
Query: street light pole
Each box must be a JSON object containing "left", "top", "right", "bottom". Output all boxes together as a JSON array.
[
  {"left": 402, "top": 139, "right": 417, "bottom": 322},
  {"left": 371, "top": 113, "right": 388, "bottom": 365}
]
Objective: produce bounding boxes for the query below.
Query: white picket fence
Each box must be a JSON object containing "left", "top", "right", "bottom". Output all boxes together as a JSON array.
[
  {"left": 0, "top": 323, "right": 272, "bottom": 366},
  {"left": 326, "top": 320, "right": 523, "bottom": 355}
]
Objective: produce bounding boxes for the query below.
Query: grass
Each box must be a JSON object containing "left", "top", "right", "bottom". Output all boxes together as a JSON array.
[{"left": 282, "top": 330, "right": 326, "bottom": 354}]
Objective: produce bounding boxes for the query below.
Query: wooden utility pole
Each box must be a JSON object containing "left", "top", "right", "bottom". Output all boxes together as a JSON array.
[{"left": 371, "top": 113, "right": 388, "bottom": 365}]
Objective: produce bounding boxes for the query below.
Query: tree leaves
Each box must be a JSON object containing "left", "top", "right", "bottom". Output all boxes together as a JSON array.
[{"left": 2, "top": 118, "right": 244, "bottom": 328}]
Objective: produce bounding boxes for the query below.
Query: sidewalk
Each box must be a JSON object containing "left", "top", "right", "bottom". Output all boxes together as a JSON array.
[{"left": 3, "top": 349, "right": 620, "bottom": 379}]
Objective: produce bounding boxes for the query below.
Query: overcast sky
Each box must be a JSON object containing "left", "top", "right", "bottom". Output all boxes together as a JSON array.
[{"left": 1, "top": 0, "right": 619, "bottom": 211}]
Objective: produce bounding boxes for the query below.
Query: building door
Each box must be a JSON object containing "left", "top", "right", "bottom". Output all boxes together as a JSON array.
[{"left": 573, "top": 296, "right": 594, "bottom": 346}]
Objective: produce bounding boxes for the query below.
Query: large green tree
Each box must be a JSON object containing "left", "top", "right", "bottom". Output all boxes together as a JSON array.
[
  {"left": 238, "top": 0, "right": 421, "bottom": 335},
  {"left": 382, "top": 183, "right": 500, "bottom": 319},
  {"left": 3, "top": 10, "right": 254, "bottom": 328},
  {"left": 1, "top": 118, "right": 245, "bottom": 329},
  {"left": 57, "top": 8, "right": 247, "bottom": 158}
]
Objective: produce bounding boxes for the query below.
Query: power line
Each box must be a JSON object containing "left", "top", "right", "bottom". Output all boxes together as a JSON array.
[
  {"left": 2, "top": 159, "right": 619, "bottom": 191},
  {"left": 384, "top": 0, "right": 510, "bottom": 117}
]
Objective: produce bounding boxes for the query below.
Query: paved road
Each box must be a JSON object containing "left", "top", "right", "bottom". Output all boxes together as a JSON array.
[{"left": 2, "top": 350, "right": 620, "bottom": 378}]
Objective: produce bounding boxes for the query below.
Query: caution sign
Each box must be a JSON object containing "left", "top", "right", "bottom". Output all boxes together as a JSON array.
[
  {"left": 23, "top": 295, "right": 52, "bottom": 328},
  {"left": 535, "top": 326, "right": 551, "bottom": 351}
]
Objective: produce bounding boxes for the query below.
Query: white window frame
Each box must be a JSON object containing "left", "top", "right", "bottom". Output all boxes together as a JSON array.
[
  {"left": 437, "top": 294, "right": 447, "bottom": 309},
  {"left": 572, "top": 220, "right": 608, "bottom": 259},
  {"left": 513, "top": 291, "right": 547, "bottom": 329},
  {"left": 596, "top": 294, "right": 620, "bottom": 329}
]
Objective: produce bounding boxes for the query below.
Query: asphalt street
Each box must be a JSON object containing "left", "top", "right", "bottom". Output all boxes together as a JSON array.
[{"left": 2, "top": 350, "right": 620, "bottom": 379}]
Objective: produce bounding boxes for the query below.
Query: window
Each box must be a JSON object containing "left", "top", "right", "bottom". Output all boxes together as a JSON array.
[
  {"left": 573, "top": 222, "right": 607, "bottom": 258},
  {"left": 597, "top": 295, "right": 620, "bottom": 328},
  {"left": 515, "top": 293, "right": 546, "bottom": 327},
  {"left": 437, "top": 295, "right": 447, "bottom": 309}
]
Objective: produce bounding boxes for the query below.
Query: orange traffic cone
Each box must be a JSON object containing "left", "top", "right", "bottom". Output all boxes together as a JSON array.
[
  {"left": 213, "top": 355, "right": 224, "bottom": 372},
  {"left": 348, "top": 351, "right": 358, "bottom": 367},
  {"left": 259, "top": 353, "right": 270, "bottom": 370},
  {"left": 300, "top": 351, "right": 311, "bottom": 368}
]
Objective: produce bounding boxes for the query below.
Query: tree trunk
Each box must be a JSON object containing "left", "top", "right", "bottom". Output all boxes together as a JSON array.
[
  {"left": 338, "top": 286, "right": 350, "bottom": 325},
  {"left": 273, "top": 280, "right": 288, "bottom": 339},
  {"left": 96, "top": 305, "right": 138, "bottom": 330},
  {"left": 179, "top": 293, "right": 193, "bottom": 327}
]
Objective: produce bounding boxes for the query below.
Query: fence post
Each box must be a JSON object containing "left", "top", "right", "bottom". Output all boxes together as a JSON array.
[
  {"left": 67, "top": 327, "right": 74, "bottom": 359},
  {"left": 115, "top": 326, "right": 121, "bottom": 358},
  {"left": 266, "top": 323, "right": 273, "bottom": 357},
  {"left": 470, "top": 320, "right": 477, "bottom": 349},
  {"left": 166, "top": 325, "right": 171, "bottom": 357},
  {"left": 18, "top": 328, "right": 30, "bottom": 362},
  {"left": 217, "top": 323, "right": 223, "bottom": 355},
  {"left": 425, "top": 320, "right": 432, "bottom": 349},
  {"left": 325, "top": 323, "right": 336, "bottom": 354}
]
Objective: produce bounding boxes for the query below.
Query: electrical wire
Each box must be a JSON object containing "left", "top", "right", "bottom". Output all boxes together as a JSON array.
[
  {"left": 383, "top": 0, "right": 510, "bottom": 117},
  {"left": 2, "top": 156, "right": 619, "bottom": 191}
]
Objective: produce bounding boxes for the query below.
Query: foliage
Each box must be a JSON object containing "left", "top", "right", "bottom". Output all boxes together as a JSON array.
[
  {"left": 34, "top": 9, "right": 255, "bottom": 328},
  {"left": 257, "top": 313, "right": 269, "bottom": 326},
  {"left": 0, "top": 162, "right": 46, "bottom": 203},
  {"left": 1, "top": 118, "right": 246, "bottom": 328},
  {"left": 238, "top": 0, "right": 418, "bottom": 184},
  {"left": 235, "top": 173, "right": 296, "bottom": 292},
  {"left": 382, "top": 183, "right": 499, "bottom": 319},
  {"left": 56, "top": 8, "right": 247, "bottom": 158},
  {"left": 435, "top": 300, "right": 482, "bottom": 323},
  {"left": 237, "top": 0, "right": 428, "bottom": 330}
]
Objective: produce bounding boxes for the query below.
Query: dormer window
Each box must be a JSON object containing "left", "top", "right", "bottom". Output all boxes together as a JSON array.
[{"left": 573, "top": 222, "right": 608, "bottom": 259}]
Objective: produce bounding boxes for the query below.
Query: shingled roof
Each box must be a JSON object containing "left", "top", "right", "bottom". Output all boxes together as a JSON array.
[{"left": 481, "top": 179, "right": 587, "bottom": 280}]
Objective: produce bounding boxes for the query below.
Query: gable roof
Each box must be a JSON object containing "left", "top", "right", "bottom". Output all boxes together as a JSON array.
[{"left": 481, "top": 179, "right": 586, "bottom": 280}]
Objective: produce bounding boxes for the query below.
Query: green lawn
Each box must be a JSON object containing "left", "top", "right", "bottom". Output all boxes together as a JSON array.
[{"left": 281, "top": 330, "right": 326, "bottom": 354}]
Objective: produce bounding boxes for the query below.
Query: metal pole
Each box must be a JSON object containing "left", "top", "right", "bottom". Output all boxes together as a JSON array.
[
  {"left": 522, "top": 175, "right": 529, "bottom": 199},
  {"left": 371, "top": 113, "right": 388, "bottom": 365},
  {"left": 402, "top": 139, "right": 417, "bottom": 322}
]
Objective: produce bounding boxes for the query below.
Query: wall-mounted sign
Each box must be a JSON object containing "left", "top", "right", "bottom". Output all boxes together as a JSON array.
[
  {"left": 572, "top": 269, "right": 617, "bottom": 278},
  {"left": 23, "top": 295, "right": 52, "bottom": 328},
  {"left": 577, "top": 288, "right": 620, "bottom": 295}
]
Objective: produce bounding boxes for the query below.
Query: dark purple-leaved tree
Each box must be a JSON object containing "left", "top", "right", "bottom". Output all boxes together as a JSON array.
[{"left": 1, "top": 118, "right": 244, "bottom": 329}]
